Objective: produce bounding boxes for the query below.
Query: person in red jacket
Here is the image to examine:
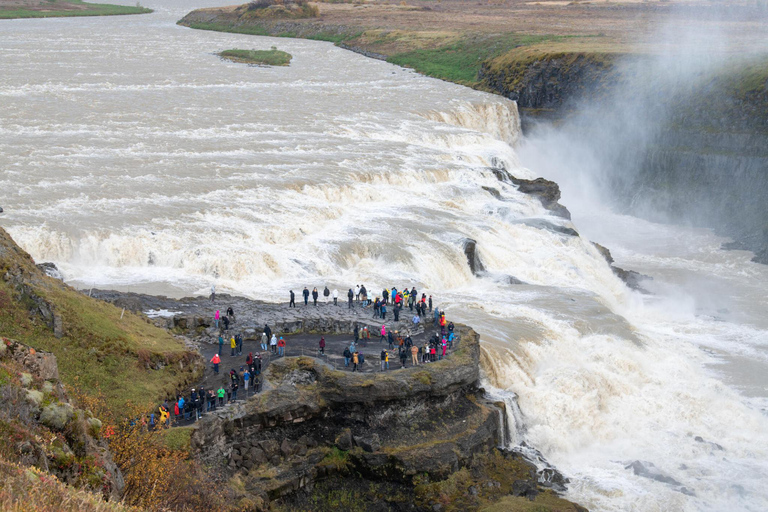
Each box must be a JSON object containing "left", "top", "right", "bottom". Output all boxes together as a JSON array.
[
  {"left": 277, "top": 337, "right": 286, "bottom": 357},
  {"left": 319, "top": 336, "right": 326, "bottom": 355},
  {"left": 210, "top": 353, "right": 220, "bottom": 374}
]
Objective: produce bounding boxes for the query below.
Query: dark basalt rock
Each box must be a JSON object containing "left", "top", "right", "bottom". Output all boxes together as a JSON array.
[
  {"left": 490, "top": 168, "right": 571, "bottom": 219},
  {"left": 462, "top": 238, "right": 486, "bottom": 275},
  {"left": 37, "top": 262, "right": 63, "bottom": 280},
  {"left": 519, "top": 219, "right": 579, "bottom": 237},
  {"left": 592, "top": 241, "right": 653, "bottom": 292},
  {"left": 625, "top": 460, "right": 682, "bottom": 486}
]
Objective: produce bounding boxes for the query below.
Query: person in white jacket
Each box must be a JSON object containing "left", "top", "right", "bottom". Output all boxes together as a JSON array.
[{"left": 332, "top": 289, "right": 339, "bottom": 306}]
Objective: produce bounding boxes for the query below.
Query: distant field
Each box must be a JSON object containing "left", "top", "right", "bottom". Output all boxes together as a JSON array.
[{"left": 0, "top": 0, "right": 152, "bottom": 19}]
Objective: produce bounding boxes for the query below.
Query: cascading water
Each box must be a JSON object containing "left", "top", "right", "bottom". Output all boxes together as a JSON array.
[{"left": 1, "top": 2, "right": 767, "bottom": 511}]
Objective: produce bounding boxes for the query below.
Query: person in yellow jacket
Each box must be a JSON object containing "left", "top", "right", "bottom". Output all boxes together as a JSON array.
[
  {"left": 230, "top": 336, "right": 236, "bottom": 356},
  {"left": 158, "top": 405, "right": 169, "bottom": 429}
]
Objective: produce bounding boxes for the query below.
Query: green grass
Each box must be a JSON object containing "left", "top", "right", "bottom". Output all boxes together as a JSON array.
[
  {"left": 0, "top": 0, "right": 152, "bottom": 19},
  {"left": 220, "top": 48, "right": 293, "bottom": 66},
  {"left": 0, "top": 229, "right": 199, "bottom": 421},
  {"left": 387, "top": 34, "right": 566, "bottom": 85},
  {"left": 158, "top": 426, "right": 194, "bottom": 452}
]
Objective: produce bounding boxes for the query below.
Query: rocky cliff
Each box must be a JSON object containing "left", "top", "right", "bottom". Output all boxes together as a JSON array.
[
  {"left": 480, "top": 53, "right": 768, "bottom": 263},
  {"left": 189, "top": 328, "right": 585, "bottom": 511}
]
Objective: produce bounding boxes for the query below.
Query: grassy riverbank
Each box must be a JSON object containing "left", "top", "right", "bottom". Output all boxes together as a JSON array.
[
  {"left": 220, "top": 48, "right": 292, "bottom": 66},
  {"left": 0, "top": 0, "right": 151, "bottom": 19}
]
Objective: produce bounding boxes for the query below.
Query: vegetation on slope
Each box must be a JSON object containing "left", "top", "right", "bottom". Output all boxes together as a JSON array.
[
  {"left": 220, "top": 48, "right": 293, "bottom": 66},
  {"left": 0, "top": 228, "right": 199, "bottom": 419},
  {"left": 0, "top": 0, "right": 152, "bottom": 19}
]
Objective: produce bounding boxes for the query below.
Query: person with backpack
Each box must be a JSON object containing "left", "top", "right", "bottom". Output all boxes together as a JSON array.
[
  {"left": 347, "top": 289, "right": 354, "bottom": 309},
  {"left": 324, "top": 286, "right": 330, "bottom": 303}
]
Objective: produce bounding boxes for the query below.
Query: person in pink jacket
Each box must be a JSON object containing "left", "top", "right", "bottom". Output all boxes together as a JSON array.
[
  {"left": 379, "top": 324, "right": 387, "bottom": 343},
  {"left": 214, "top": 310, "right": 220, "bottom": 328}
]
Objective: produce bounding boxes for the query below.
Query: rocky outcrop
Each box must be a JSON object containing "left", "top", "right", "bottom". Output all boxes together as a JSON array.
[
  {"left": 185, "top": 326, "right": 581, "bottom": 510},
  {"left": 463, "top": 238, "right": 486, "bottom": 275},
  {"left": 490, "top": 166, "right": 571, "bottom": 219},
  {"left": 0, "top": 338, "right": 124, "bottom": 499},
  {"left": 592, "top": 242, "right": 652, "bottom": 292}
]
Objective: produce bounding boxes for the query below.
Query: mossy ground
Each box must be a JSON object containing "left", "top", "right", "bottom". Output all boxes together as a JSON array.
[{"left": 220, "top": 48, "right": 293, "bottom": 66}]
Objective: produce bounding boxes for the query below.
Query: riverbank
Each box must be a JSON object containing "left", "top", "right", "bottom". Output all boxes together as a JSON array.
[{"left": 0, "top": 0, "right": 151, "bottom": 19}]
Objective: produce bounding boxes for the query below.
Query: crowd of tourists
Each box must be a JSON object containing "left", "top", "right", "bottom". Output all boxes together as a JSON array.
[{"left": 150, "top": 284, "right": 457, "bottom": 427}]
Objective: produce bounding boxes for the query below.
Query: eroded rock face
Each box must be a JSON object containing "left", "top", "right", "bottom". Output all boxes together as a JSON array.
[
  {"left": 462, "top": 238, "right": 486, "bottom": 276},
  {"left": 490, "top": 168, "right": 571, "bottom": 219}
]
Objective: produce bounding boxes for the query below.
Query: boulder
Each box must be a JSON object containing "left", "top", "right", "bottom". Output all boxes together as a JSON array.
[
  {"left": 355, "top": 434, "right": 381, "bottom": 453},
  {"left": 511, "top": 479, "right": 539, "bottom": 501},
  {"left": 24, "top": 389, "right": 44, "bottom": 406},
  {"left": 462, "top": 239, "right": 486, "bottom": 276},
  {"left": 335, "top": 429, "right": 353, "bottom": 451},
  {"left": 20, "top": 372, "right": 33, "bottom": 387},
  {"left": 36, "top": 262, "right": 63, "bottom": 280},
  {"left": 280, "top": 439, "right": 295, "bottom": 458},
  {"left": 259, "top": 439, "right": 280, "bottom": 459},
  {"left": 40, "top": 402, "right": 75, "bottom": 430}
]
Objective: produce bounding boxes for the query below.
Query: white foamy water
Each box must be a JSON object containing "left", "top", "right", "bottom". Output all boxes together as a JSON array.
[{"left": 1, "top": 2, "right": 767, "bottom": 511}]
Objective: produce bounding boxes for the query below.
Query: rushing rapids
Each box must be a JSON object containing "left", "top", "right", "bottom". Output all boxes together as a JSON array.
[{"left": 1, "top": 1, "right": 767, "bottom": 511}]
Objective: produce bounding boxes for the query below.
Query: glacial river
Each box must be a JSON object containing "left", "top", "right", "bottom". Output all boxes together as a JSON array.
[{"left": 1, "top": 1, "right": 767, "bottom": 510}]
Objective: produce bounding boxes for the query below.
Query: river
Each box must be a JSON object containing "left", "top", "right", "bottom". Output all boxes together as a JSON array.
[{"left": 1, "top": 1, "right": 767, "bottom": 510}]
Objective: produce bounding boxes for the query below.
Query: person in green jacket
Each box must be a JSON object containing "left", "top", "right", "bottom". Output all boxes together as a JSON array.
[{"left": 217, "top": 386, "right": 226, "bottom": 407}]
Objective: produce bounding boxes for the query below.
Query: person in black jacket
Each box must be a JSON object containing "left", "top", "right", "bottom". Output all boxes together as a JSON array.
[
  {"left": 347, "top": 289, "right": 354, "bottom": 309},
  {"left": 264, "top": 324, "right": 272, "bottom": 341},
  {"left": 303, "top": 287, "right": 310, "bottom": 306},
  {"left": 312, "top": 287, "right": 319, "bottom": 306},
  {"left": 289, "top": 290, "right": 295, "bottom": 308},
  {"left": 323, "top": 286, "right": 330, "bottom": 303}
]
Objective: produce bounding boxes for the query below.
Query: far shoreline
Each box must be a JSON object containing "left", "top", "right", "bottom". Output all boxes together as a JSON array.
[{"left": 0, "top": 0, "right": 152, "bottom": 20}]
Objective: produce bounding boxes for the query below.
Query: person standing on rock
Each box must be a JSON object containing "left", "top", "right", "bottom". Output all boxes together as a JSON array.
[
  {"left": 411, "top": 344, "right": 419, "bottom": 366},
  {"left": 289, "top": 290, "right": 296, "bottom": 308},
  {"left": 222, "top": 315, "right": 229, "bottom": 331},
  {"left": 211, "top": 353, "right": 220, "bottom": 374},
  {"left": 217, "top": 386, "right": 225, "bottom": 407},
  {"left": 270, "top": 334, "right": 278, "bottom": 354},
  {"left": 380, "top": 349, "right": 387, "bottom": 371},
  {"left": 226, "top": 306, "right": 235, "bottom": 322},
  {"left": 303, "top": 287, "right": 310, "bottom": 306},
  {"left": 352, "top": 351, "right": 359, "bottom": 372},
  {"left": 323, "top": 286, "right": 330, "bottom": 303},
  {"left": 332, "top": 288, "right": 338, "bottom": 306},
  {"left": 354, "top": 325, "right": 359, "bottom": 345},
  {"left": 230, "top": 336, "right": 236, "bottom": 357},
  {"left": 211, "top": 284, "right": 215, "bottom": 303},
  {"left": 278, "top": 337, "right": 285, "bottom": 357},
  {"left": 231, "top": 379, "right": 239, "bottom": 402},
  {"left": 347, "top": 288, "right": 354, "bottom": 309},
  {"left": 373, "top": 298, "right": 380, "bottom": 318},
  {"left": 379, "top": 324, "right": 387, "bottom": 343},
  {"left": 428, "top": 295, "right": 433, "bottom": 312},
  {"left": 218, "top": 335, "right": 224, "bottom": 355},
  {"left": 243, "top": 368, "right": 250, "bottom": 393},
  {"left": 360, "top": 285, "right": 368, "bottom": 306},
  {"left": 393, "top": 303, "right": 400, "bottom": 322},
  {"left": 264, "top": 324, "right": 272, "bottom": 342},
  {"left": 343, "top": 346, "right": 351, "bottom": 367},
  {"left": 383, "top": 288, "right": 389, "bottom": 305},
  {"left": 319, "top": 336, "right": 326, "bottom": 355},
  {"left": 312, "top": 287, "right": 319, "bottom": 306},
  {"left": 355, "top": 285, "right": 360, "bottom": 302},
  {"left": 261, "top": 331, "right": 268, "bottom": 351},
  {"left": 387, "top": 331, "right": 394, "bottom": 350},
  {"left": 380, "top": 302, "right": 387, "bottom": 320},
  {"left": 214, "top": 309, "right": 220, "bottom": 329}
]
